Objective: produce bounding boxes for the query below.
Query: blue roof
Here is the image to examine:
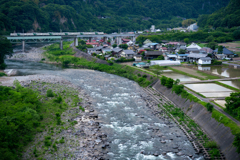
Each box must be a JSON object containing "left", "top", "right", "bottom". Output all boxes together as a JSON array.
[
  {"left": 213, "top": 47, "right": 234, "bottom": 55},
  {"left": 177, "top": 53, "right": 189, "bottom": 56},
  {"left": 138, "top": 62, "right": 146, "bottom": 65},
  {"left": 149, "top": 43, "right": 159, "bottom": 45}
]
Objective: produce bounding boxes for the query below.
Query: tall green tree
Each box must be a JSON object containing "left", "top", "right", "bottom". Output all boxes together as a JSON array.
[{"left": 0, "top": 36, "right": 12, "bottom": 69}]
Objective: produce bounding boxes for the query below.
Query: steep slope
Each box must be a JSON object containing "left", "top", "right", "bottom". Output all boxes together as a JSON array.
[
  {"left": 198, "top": 0, "right": 240, "bottom": 29},
  {"left": 0, "top": 0, "right": 230, "bottom": 33}
]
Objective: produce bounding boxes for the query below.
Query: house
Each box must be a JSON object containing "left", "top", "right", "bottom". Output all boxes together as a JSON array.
[
  {"left": 188, "top": 53, "right": 208, "bottom": 62},
  {"left": 143, "top": 39, "right": 153, "bottom": 44},
  {"left": 200, "top": 47, "right": 213, "bottom": 54},
  {"left": 187, "top": 43, "right": 202, "bottom": 50},
  {"left": 177, "top": 54, "right": 189, "bottom": 62},
  {"left": 122, "top": 39, "right": 131, "bottom": 44},
  {"left": 145, "top": 51, "right": 163, "bottom": 59},
  {"left": 86, "top": 42, "right": 99, "bottom": 47},
  {"left": 187, "top": 48, "right": 200, "bottom": 53},
  {"left": 120, "top": 50, "right": 136, "bottom": 59},
  {"left": 187, "top": 23, "right": 199, "bottom": 31},
  {"left": 160, "top": 47, "right": 167, "bottom": 53},
  {"left": 112, "top": 48, "right": 123, "bottom": 57},
  {"left": 198, "top": 57, "right": 212, "bottom": 65},
  {"left": 213, "top": 47, "right": 234, "bottom": 59},
  {"left": 87, "top": 48, "right": 97, "bottom": 55},
  {"left": 143, "top": 43, "right": 160, "bottom": 50},
  {"left": 101, "top": 48, "right": 112, "bottom": 54},
  {"left": 166, "top": 54, "right": 178, "bottom": 61},
  {"left": 175, "top": 46, "right": 187, "bottom": 53},
  {"left": 134, "top": 55, "right": 142, "bottom": 62}
]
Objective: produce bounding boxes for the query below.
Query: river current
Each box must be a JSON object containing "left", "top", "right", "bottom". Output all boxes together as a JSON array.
[{"left": 3, "top": 45, "right": 204, "bottom": 159}]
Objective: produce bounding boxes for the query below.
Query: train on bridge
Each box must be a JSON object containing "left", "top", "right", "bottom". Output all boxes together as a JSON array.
[{"left": 10, "top": 32, "right": 105, "bottom": 36}]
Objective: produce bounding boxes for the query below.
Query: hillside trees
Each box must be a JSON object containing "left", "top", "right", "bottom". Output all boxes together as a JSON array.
[{"left": 0, "top": 36, "right": 12, "bottom": 69}]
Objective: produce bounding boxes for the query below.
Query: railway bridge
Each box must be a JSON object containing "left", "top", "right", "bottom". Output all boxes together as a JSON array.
[{"left": 7, "top": 32, "right": 136, "bottom": 52}]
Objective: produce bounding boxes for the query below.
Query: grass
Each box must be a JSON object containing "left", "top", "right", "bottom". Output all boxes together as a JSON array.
[
  {"left": 0, "top": 72, "right": 6, "bottom": 77},
  {"left": 212, "top": 109, "right": 240, "bottom": 135},
  {"left": 215, "top": 81, "right": 240, "bottom": 92},
  {"left": 196, "top": 71, "right": 221, "bottom": 80}
]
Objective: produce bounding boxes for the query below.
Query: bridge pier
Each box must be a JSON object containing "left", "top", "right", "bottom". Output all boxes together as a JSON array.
[
  {"left": 118, "top": 37, "right": 122, "bottom": 45},
  {"left": 60, "top": 38, "right": 63, "bottom": 50},
  {"left": 22, "top": 40, "right": 25, "bottom": 52},
  {"left": 89, "top": 37, "right": 92, "bottom": 42},
  {"left": 131, "top": 36, "right": 135, "bottom": 42},
  {"left": 74, "top": 37, "right": 78, "bottom": 46}
]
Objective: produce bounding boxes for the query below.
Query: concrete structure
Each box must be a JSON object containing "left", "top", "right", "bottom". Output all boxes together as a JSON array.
[{"left": 8, "top": 32, "right": 136, "bottom": 51}]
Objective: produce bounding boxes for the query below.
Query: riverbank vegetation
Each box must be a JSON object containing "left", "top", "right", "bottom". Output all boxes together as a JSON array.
[
  {"left": 0, "top": 80, "right": 83, "bottom": 159},
  {"left": 0, "top": 36, "right": 13, "bottom": 69},
  {"left": 44, "top": 43, "right": 155, "bottom": 87}
]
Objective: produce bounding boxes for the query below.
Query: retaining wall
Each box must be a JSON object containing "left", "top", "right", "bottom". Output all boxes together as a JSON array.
[{"left": 153, "top": 81, "right": 240, "bottom": 160}]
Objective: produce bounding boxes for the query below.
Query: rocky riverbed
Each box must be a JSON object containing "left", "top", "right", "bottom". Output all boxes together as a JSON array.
[
  {"left": 0, "top": 68, "right": 204, "bottom": 159},
  {"left": 0, "top": 75, "right": 109, "bottom": 160}
]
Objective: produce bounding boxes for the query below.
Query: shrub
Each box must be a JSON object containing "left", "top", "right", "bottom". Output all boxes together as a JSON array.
[
  {"left": 205, "top": 141, "right": 218, "bottom": 148},
  {"left": 206, "top": 103, "right": 213, "bottom": 112},
  {"left": 142, "top": 75, "right": 147, "bottom": 78},
  {"left": 172, "top": 84, "right": 184, "bottom": 95},
  {"left": 160, "top": 76, "right": 167, "bottom": 86},
  {"left": 47, "top": 89, "right": 54, "bottom": 97},
  {"left": 165, "top": 78, "right": 174, "bottom": 88},
  {"left": 59, "top": 138, "right": 65, "bottom": 143},
  {"left": 54, "top": 95, "right": 62, "bottom": 103},
  {"left": 233, "top": 133, "right": 240, "bottom": 153}
]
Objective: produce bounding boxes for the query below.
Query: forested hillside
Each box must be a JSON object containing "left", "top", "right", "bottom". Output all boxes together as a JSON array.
[
  {"left": 0, "top": 0, "right": 230, "bottom": 33},
  {"left": 198, "top": 0, "right": 240, "bottom": 29}
]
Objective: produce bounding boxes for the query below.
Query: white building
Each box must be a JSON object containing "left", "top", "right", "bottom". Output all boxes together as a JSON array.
[
  {"left": 187, "top": 43, "right": 202, "bottom": 50},
  {"left": 150, "top": 25, "right": 155, "bottom": 32},
  {"left": 187, "top": 23, "right": 199, "bottom": 31},
  {"left": 198, "top": 57, "right": 212, "bottom": 65},
  {"left": 150, "top": 60, "right": 181, "bottom": 66}
]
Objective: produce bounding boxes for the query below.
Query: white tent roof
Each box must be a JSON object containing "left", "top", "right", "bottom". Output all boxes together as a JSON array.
[
  {"left": 187, "top": 43, "right": 202, "bottom": 50},
  {"left": 150, "top": 60, "right": 180, "bottom": 66}
]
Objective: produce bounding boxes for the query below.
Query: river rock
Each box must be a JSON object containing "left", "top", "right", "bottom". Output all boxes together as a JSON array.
[{"left": 4, "top": 69, "right": 19, "bottom": 76}]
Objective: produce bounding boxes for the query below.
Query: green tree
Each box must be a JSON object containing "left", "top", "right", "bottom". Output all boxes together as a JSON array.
[
  {"left": 233, "top": 133, "right": 240, "bottom": 153},
  {"left": 160, "top": 76, "right": 167, "bottom": 86},
  {"left": 225, "top": 92, "right": 240, "bottom": 116},
  {"left": 207, "top": 41, "right": 218, "bottom": 50},
  {"left": 0, "top": 36, "right": 13, "bottom": 69},
  {"left": 119, "top": 44, "right": 128, "bottom": 49},
  {"left": 218, "top": 46, "right": 224, "bottom": 54},
  {"left": 184, "top": 38, "right": 189, "bottom": 44},
  {"left": 112, "top": 44, "right": 117, "bottom": 48},
  {"left": 178, "top": 49, "right": 186, "bottom": 54},
  {"left": 206, "top": 103, "right": 213, "bottom": 112},
  {"left": 165, "top": 78, "right": 174, "bottom": 88}
]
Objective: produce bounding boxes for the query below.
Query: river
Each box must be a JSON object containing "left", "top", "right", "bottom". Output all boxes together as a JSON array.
[{"left": 3, "top": 45, "right": 204, "bottom": 159}]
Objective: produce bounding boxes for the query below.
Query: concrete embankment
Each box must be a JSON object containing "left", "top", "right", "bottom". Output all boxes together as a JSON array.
[{"left": 153, "top": 81, "right": 240, "bottom": 160}]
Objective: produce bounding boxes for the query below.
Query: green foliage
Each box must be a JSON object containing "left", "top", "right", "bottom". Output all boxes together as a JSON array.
[
  {"left": 115, "top": 57, "right": 134, "bottom": 62},
  {"left": 112, "top": 44, "right": 117, "bottom": 48},
  {"left": 184, "top": 38, "right": 189, "bottom": 44},
  {"left": 198, "top": 0, "right": 240, "bottom": 30},
  {"left": 207, "top": 41, "right": 218, "bottom": 50},
  {"left": 209, "top": 148, "right": 220, "bottom": 158},
  {"left": 0, "top": 0, "right": 229, "bottom": 34},
  {"left": 211, "top": 60, "right": 222, "bottom": 65},
  {"left": 172, "top": 84, "right": 184, "bottom": 95},
  {"left": 178, "top": 49, "right": 186, "bottom": 54},
  {"left": 160, "top": 76, "right": 167, "bottom": 86},
  {"left": 165, "top": 78, "right": 174, "bottom": 88},
  {"left": 54, "top": 95, "right": 62, "bottom": 103},
  {"left": 233, "top": 133, "right": 240, "bottom": 153},
  {"left": 205, "top": 141, "right": 218, "bottom": 148},
  {"left": 0, "top": 83, "right": 41, "bottom": 159},
  {"left": 119, "top": 44, "right": 128, "bottom": 49},
  {"left": 182, "top": 19, "right": 196, "bottom": 27},
  {"left": 0, "top": 72, "right": 6, "bottom": 77},
  {"left": 218, "top": 46, "right": 224, "bottom": 54},
  {"left": 225, "top": 92, "right": 240, "bottom": 118},
  {"left": 206, "top": 103, "right": 214, "bottom": 112},
  {"left": 153, "top": 55, "right": 164, "bottom": 60},
  {"left": 0, "top": 36, "right": 13, "bottom": 69},
  {"left": 47, "top": 89, "right": 54, "bottom": 97},
  {"left": 59, "top": 137, "right": 65, "bottom": 144}
]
